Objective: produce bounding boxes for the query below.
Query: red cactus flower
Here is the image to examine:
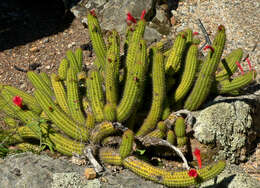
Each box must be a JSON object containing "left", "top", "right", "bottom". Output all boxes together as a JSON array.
[
  {"left": 140, "top": 9, "right": 146, "bottom": 20},
  {"left": 193, "top": 32, "right": 199, "bottom": 35},
  {"left": 193, "top": 148, "right": 202, "bottom": 168},
  {"left": 245, "top": 58, "right": 252, "bottom": 71},
  {"left": 126, "top": 13, "right": 137, "bottom": 24},
  {"left": 236, "top": 61, "right": 244, "bottom": 75},
  {"left": 188, "top": 169, "right": 198, "bottom": 178},
  {"left": 203, "top": 45, "right": 214, "bottom": 53},
  {"left": 218, "top": 25, "right": 225, "bottom": 31},
  {"left": 90, "top": 9, "right": 96, "bottom": 17},
  {"left": 13, "top": 96, "right": 23, "bottom": 108}
]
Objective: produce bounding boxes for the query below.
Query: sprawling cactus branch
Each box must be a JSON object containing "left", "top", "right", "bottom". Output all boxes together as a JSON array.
[{"left": 0, "top": 10, "right": 257, "bottom": 187}]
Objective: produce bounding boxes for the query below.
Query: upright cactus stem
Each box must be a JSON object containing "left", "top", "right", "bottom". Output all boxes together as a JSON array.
[
  {"left": 184, "top": 25, "right": 226, "bottom": 110},
  {"left": 87, "top": 10, "right": 107, "bottom": 71}
]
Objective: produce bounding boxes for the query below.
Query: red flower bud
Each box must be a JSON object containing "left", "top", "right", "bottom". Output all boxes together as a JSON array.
[
  {"left": 140, "top": 10, "right": 146, "bottom": 20},
  {"left": 203, "top": 45, "right": 214, "bottom": 53},
  {"left": 236, "top": 61, "right": 244, "bottom": 75},
  {"left": 188, "top": 169, "right": 198, "bottom": 178},
  {"left": 126, "top": 13, "right": 137, "bottom": 24},
  {"left": 245, "top": 58, "right": 252, "bottom": 71},
  {"left": 193, "top": 32, "right": 199, "bottom": 35},
  {"left": 193, "top": 148, "right": 202, "bottom": 168},
  {"left": 13, "top": 96, "right": 23, "bottom": 108},
  {"left": 90, "top": 9, "right": 96, "bottom": 17}
]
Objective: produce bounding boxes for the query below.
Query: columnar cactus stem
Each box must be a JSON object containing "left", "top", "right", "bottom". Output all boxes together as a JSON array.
[
  {"left": 58, "top": 58, "right": 69, "bottom": 80},
  {"left": 119, "top": 129, "right": 134, "bottom": 159},
  {"left": 87, "top": 69, "right": 105, "bottom": 122},
  {"left": 184, "top": 25, "right": 226, "bottom": 110},
  {"left": 99, "top": 147, "right": 123, "bottom": 165},
  {"left": 87, "top": 11, "right": 107, "bottom": 71},
  {"left": 165, "top": 31, "right": 187, "bottom": 75},
  {"left": 51, "top": 74, "right": 70, "bottom": 115},
  {"left": 66, "top": 67, "right": 86, "bottom": 124},
  {"left": 34, "top": 89, "right": 89, "bottom": 141},
  {"left": 172, "top": 44, "right": 198, "bottom": 103},
  {"left": 136, "top": 47, "right": 165, "bottom": 136}
]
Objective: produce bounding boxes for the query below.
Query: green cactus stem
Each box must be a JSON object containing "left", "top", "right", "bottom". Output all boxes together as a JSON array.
[
  {"left": 136, "top": 47, "right": 165, "bottom": 136},
  {"left": 39, "top": 72, "right": 52, "bottom": 87},
  {"left": 184, "top": 25, "right": 226, "bottom": 110},
  {"left": 34, "top": 89, "right": 89, "bottom": 141},
  {"left": 66, "top": 50, "right": 80, "bottom": 73},
  {"left": 174, "top": 116, "right": 186, "bottom": 137},
  {"left": 87, "top": 11, "right": 107, "bottom": 71},
  {"left": 66, "top": 67, "right": 86, "bottom": 124},
  {"left": 123, "top": 156, "right": 226, "bottom": 187},
  {"left": 3, "top": 117, "right": 18, "bottom": 128},
  {"left": 216, "top": 70, "right": 256, "bottom": 94},
  {"left": 87, "top": 69, "right": 105, "bottom": 122},
  {"left": 27, "top": 71, "right": 54, "bottom": 97},
  {"left": 103, "top": 103, "right": 117, "bottom": 122},
  {"left": 75, "top": 48, "right": 83, "bottom": 71},
  {"left": 3, "top": 85, "right": 42, "bottom": 114},
  {"left": 58, "top": 58, "right": 69, "bottom": 81},
  {"left": 165, "top": 31, "right": 187, "bottom": 75},
  {"left": 172, "top": 44, "right": 198, "bottom": 103},
  {"left": 215, "top": 48, "right": 243, "bottom": 81},
  {"left": 50, "top": 74, "right": 70, "bottom": 115},
  {"left": 119, "top": 129, "right": 134, "bottom": 159},
  {"left": 99, "top": 147, "right": 123, "bottom": 166},
  {"left": 90, "top": 122, "right": 117, "bottom": 144},
  {"left": 117, "top": 40, "right": 148, "bottom": 122},
  {"left": 166, "top": 130, "right": 176, "bottom": 145}
]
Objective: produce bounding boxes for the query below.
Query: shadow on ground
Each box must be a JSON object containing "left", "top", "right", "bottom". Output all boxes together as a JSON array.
[{"left": 0, "top": 0, "right": 75, "bottom": 51}]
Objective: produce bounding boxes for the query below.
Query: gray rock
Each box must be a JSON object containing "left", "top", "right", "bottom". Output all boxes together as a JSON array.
[
  {"left": 194, "top": 87, "right": 260, "bottom": 163},
  {"left": 200, "top": 164, "right": 260, "bottom": 188}
]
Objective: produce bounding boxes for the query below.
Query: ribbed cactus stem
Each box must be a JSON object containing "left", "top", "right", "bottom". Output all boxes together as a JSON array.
[
  {"left": 174, "top": 116, "right": 186, "bottom": 137},
  {"left": 51, "top": 73, "right": 70, "bottom": 115},
  {"left": 119, "top": 129, "right": 134, "bottom": 159},
  {"left": 87, "top": 69, "right": 105, "bottom": 122},
  {"left": 87, "top": 12, "right": 107, "bottom": 71},
  {"left": 66, "top": 67, "right": 86, "bottom": 124},
  {"left": 34, "top": 89, "right": 89, "bottom": 141},
  {"left": 58, "top": 58, "right": 69, "bottom": 80},
  {"left": 165, "top": 31, "right": 187, "bottom": 75},
  {"left": 172, "top": 44, "right": 198, "bottom": 103},
  {"left": 184, "top": 25, "right": 226, "bottom": 110},
  {"left": 123, "top": 156, "right": 226, "bottom": 187},
  {"left": 117, "top": 40, "right": 147, "bottom": 122},
  {"left": 136, "top": 47, "right": 165, "bottom": 136},
  {"left": 90, "top": 122, "right": 117, "bottom": 144},
  {"left": 99, "top": 147, "right": 123, "bottom": 166}
]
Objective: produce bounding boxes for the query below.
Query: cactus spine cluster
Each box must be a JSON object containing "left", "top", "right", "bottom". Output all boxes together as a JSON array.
[{"left": 0, "top": 10, "right": 256, "bottom": 187}]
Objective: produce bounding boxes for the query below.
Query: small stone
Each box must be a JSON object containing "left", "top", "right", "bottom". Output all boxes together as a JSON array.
[
  {"left": 45, "top": 65, "right": 51, "bottom": 70},
  {"left": 84, "top": 168, "right": 96, "bottom": 180},
  {"left": 29, "top": 47, "right": 39, "bottom": 52},
  {"left": 20, "top": 83, "right": 26, "bottom": 89},
  {"left": 170, "top": 16, "right": 176, "bottom": 25},
  {"left": 68, "top": 42, "right": 76, "bottom": 48},
  {"left": 42, "top": 38, "right": 49, "bottom": 43},
  {"left": 99, "top": 177, "right": 108, "bottom": 183}
]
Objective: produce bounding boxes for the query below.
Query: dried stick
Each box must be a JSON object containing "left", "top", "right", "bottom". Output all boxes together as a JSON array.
[{"left": 83, "top": 146, "right": 104, "bottom": 173}]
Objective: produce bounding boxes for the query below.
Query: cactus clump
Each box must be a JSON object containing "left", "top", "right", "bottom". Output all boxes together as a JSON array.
[{"left": 0, "top": 10, "right": 257, "bottom": 187}]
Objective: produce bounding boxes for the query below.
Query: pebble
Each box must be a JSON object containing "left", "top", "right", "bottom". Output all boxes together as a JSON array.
[
  {"left": 20, "top": 83, "right": 26, "bottom": 89},
  {"left": 29, "top": 47, "right": 39, "bottom": 52},
  {"left": 45, "top": 65, "right": 51, "bottom": 70},
  {"left": 42, "top": 38, "right": 49, "bottom": 43},
  {"left": 68, "top": 42, "right": 76, "bottom": 48}
]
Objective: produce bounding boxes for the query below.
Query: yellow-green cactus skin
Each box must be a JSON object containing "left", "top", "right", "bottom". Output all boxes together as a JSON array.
[
  {"left": 165, "top": 32, "right": 187, "bottom": 75},
  {"left": 119, "top": 129, "right": 134, "bottom": 159},
  {"left": 172, "top": 44, "right": 198, "bottom": 103},
  {"left": 39, "top": 72, "right": 52, "bottom": 87},
  {"left": 99, "top": 147, "right": 123, "bottom": 166},
  {"left": 66, "top": 67, "right": 86, "bottom": 124},
  {"left": 90, "top": 122, "right": 116, "bottom": 144},
  {"left": 51, "top": 73, "right": 70, "bottom": 115},
  {"left": 174, "top": 116, "right": 186, "bottom": 137},
  {"left": 184, "top": 25, "right": 226, "bottom": 110},
  {"left": 87, "top": 11, "right": 107, "bottom": 71},
  {"left": 136, "top": 47, "right": 165, "bottom": 136},
  {"left": 87, "top": 69, "right": 105, "bottom": 122},
  {"left": 58, "top": 58, "right": 69, "bottom": 80}
]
